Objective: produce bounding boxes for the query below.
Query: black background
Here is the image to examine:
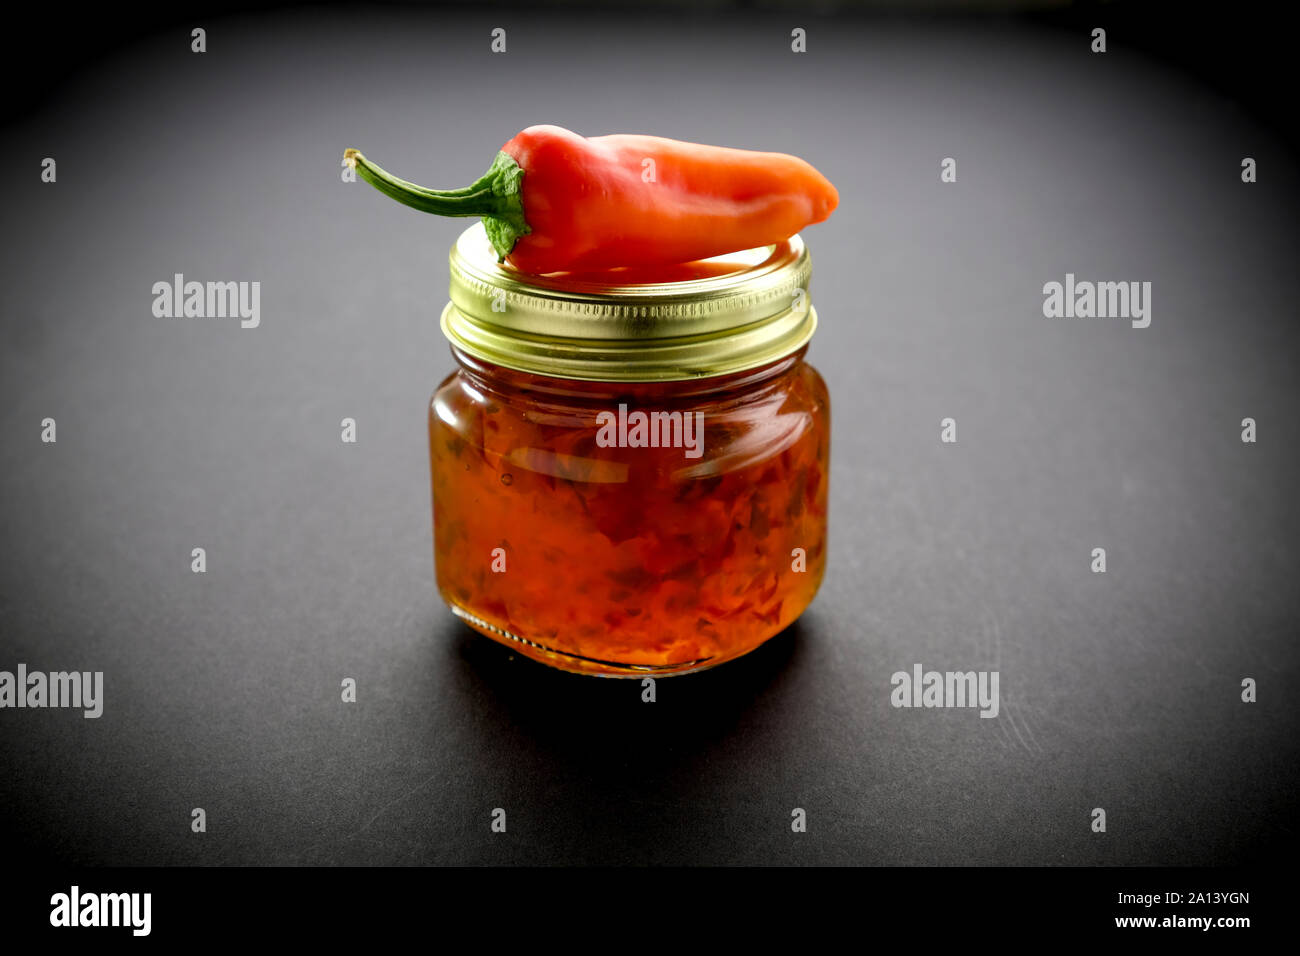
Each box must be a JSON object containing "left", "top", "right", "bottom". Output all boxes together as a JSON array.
[{"left": 1, "top": 1, "right": 1297, "bottom": 868}]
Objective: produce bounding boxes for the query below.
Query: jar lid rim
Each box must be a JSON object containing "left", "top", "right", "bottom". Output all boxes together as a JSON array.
[{"left": 442, "top": 222, "right": 816, "bottom": 382}]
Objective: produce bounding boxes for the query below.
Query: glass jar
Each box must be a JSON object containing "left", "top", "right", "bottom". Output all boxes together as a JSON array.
[{"left": 430, "top": 223, "right": 830, "bottom": 676}]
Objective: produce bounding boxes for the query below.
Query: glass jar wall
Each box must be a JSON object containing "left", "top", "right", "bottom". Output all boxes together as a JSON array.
[{"left": 431, "top": 349, "right": 828, "bottom": 675}]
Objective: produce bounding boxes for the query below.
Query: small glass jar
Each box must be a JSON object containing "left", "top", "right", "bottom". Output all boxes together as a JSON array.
[{"left": 430, "top": 223, "right": 830, "bottom": 676}]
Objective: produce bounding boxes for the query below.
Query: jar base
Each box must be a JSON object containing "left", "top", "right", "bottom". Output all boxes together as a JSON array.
[{"left": 447, "top": 603, "right": 740, "bottom": 678}]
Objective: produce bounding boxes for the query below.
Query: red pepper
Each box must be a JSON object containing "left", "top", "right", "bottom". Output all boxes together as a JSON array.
[{"left": 344, "top": 125, "right": 838, "bottom": 274}]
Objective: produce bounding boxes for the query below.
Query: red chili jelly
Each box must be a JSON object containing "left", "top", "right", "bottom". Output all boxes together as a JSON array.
[{"left": 430, "top": 224, "right": 830, "bottom": 675}]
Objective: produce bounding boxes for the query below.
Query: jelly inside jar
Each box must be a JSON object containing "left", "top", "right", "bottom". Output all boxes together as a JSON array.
[{"left": 429, "top": 350, "right": 829, "bottom": 676}]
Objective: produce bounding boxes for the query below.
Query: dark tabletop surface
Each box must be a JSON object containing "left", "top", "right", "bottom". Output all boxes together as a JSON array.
[{"left": 2, "top": 8, "right": 1297, "bottom": 866}]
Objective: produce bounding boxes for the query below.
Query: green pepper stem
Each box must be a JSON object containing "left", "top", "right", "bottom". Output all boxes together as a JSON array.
[{"left": 344, "top": 148, "right": 531, "bottom": 260}]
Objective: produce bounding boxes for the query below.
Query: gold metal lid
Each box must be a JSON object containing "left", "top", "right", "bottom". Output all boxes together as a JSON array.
[{"left": 441, "top": 222, "right": 816, "bottom": 382}]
